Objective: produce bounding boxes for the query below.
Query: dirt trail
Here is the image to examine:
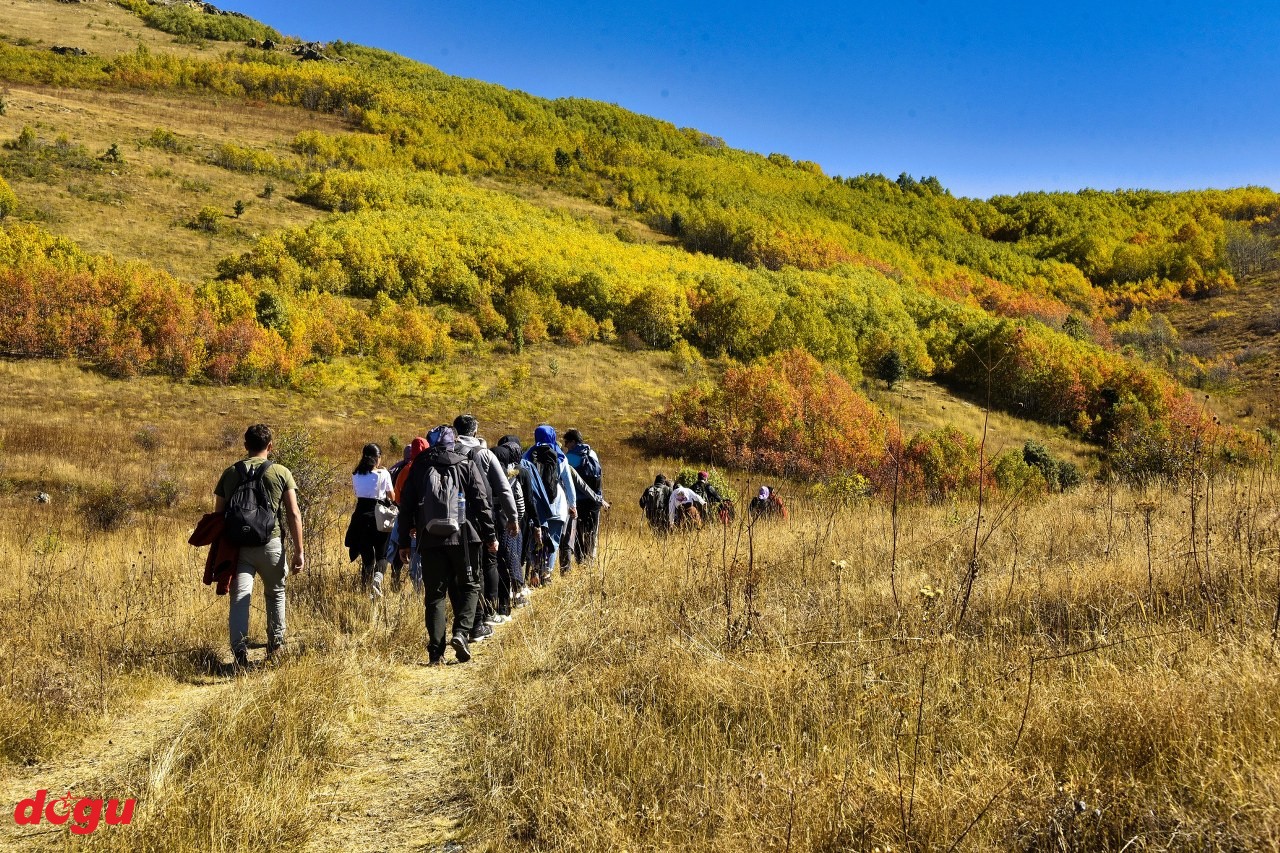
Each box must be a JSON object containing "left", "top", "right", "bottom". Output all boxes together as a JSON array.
[
  {"left": 0, "top": 676, "right": 232, "bottom": 852},
  {"left": 1, "top": 630, "right": 500, "bottom": 852},
  {"left": 300, "top": 644, "right": 487, "bottom": 853}
]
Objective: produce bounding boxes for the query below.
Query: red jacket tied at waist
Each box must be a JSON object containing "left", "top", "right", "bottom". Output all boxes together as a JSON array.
[{"left": 189, "top": 512, "right": 238, "bottom": 595}]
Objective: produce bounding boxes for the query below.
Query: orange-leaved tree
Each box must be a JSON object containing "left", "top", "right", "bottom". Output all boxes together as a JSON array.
[{"left": 643, "top": 348, "right": 900, "bottom": 482}]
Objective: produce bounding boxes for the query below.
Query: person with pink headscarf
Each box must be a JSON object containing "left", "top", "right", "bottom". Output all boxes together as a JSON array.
[{"left": 748, "top": 485, "right": 788, "bottom": 521}]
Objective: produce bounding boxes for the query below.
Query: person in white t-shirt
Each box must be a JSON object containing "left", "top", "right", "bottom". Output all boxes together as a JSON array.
[{"left": 344, "top": 443, "right": 395, "bottom": 597}]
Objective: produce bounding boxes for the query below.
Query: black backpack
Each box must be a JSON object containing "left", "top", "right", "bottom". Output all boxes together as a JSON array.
[
  {"left": 575, "top": 444, "right": 603, "bottom": 491},
  {"left": 641, "top": 484, "right": 670, "bottom": 526},
  {"left": 224, "top": 461, "right": 277, "bottom": 546},
  {"left": 530, "top": 445, "right": 561, "bottom": 502}
]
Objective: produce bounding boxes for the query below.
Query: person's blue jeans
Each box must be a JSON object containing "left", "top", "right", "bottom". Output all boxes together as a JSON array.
[
  {"left": 387, "top": 528, "right": 424, "bottom": 592},
  {"left": 538, "top": 518, "right": 566, "bottom": 578}
]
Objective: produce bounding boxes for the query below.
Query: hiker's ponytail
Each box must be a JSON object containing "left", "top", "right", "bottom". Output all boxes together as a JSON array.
[{"left": 354, "top": 443, "right": 382, "bottom": 476}]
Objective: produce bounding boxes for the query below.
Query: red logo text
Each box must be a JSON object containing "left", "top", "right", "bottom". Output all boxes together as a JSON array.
[{"left": 13, "top": 790, "right": 135, "bottom": 835}]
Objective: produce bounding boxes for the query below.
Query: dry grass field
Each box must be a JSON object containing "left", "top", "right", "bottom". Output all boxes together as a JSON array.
[{"left": 0, "top": 354, "right": 1278, "bottom": 851}]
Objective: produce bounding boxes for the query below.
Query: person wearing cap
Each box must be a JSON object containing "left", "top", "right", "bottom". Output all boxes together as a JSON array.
[
  {"left": 563, "top": 428, "right": 605, "bottom": 566},
  {"left": 690, "top": 471, "right": 722, "bottom": 505}
]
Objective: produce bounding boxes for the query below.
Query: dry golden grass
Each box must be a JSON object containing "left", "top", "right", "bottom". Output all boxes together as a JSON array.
[
  {"left": 3, "top": 354, "right": 1280, "bottom": 851},
  {"left": 0, "top": 0, "right": 214, "bottom": 62},
  {"left": 868, "top": 378, "right": 1097, "bottom": 469},
  {"left": 1165, "top": 272, "right": 1280, "bottom": 433},
  {"left": 459, "top": 474, "right": 1280, "bottom": 850}
]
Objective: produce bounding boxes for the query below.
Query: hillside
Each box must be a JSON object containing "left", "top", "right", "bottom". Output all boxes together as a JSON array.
[{"left": 0, "top": 0, "right": 1275, "bottom": 471}]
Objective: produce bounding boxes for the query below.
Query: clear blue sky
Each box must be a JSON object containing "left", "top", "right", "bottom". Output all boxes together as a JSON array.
[{"left": 224, "top": 1, "right": 1280, "bottom": 199}]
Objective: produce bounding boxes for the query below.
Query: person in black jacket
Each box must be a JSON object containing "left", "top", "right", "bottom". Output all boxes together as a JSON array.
[
  {"left": 396, "top": 425, "right": 497, "bottom": 665},
  {"left": 492, "top": 434, "right": 534, "bottom": 609}
]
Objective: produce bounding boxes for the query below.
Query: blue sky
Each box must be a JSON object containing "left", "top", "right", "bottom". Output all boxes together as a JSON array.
[{"left": 225, "top": 1, "right": 1280, "bottom": 199}]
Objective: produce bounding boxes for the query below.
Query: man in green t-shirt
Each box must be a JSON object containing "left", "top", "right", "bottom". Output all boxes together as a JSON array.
[{"left": 213, "top": 423, "right": 305, "bottom": 667}]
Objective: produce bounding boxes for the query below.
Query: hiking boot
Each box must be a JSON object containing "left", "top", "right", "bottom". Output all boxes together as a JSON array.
[
  {"left": 450, "top": 633, "right": 471, "bottom": 663},
  {"left": 264, "top": 645, "right": 286, "bottom": 666},
  {"left": 470, "top": 622, "right": 494, "bottom": 643},
  {"left": 425, "top": 656, "right": 444, "bottom": 667}
]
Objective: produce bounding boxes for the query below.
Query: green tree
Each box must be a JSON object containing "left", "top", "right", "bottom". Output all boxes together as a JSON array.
[{"left": 875, "top": 350, "right": 908, "bottom": 389}]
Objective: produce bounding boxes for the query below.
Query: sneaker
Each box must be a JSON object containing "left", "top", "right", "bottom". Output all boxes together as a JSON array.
[
  {"left": 528, "top": 573, "right": 541, "bottom": 588},
  {"left": 425, "top": 656, "right": 444, "bottom": 667},
  {"left": 540, "top": 571, "right": 553, "bottom": 586},
  {"left": 489, "top": 613, "right": 510, "bottom": 624},
  {"left": 264, "top": 645, "right": 286, "bottom": 666},
  {"left": 470, "top": 622, "right": 494, "bottom": 643},
  {"left": 450, "top": 633, "right": 471, "bottom": 663}
]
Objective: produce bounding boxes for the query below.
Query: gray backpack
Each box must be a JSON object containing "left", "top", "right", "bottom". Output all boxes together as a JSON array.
[{"left": 416, "top": 461, "right": 465, "bottom": 539}]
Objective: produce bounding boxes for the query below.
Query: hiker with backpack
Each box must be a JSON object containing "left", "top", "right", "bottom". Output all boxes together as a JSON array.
[
  {"left": 749, "top": 485, "right": 789, "bottom": 521},
  {"left": 454, "top": 414, "right": 520, "bottom": 639},
  {"left": 493, "top": 434, "right": 534, "bottom": 608},
  {"left": 558, "top": 463, "right": 608, "bottom": 575},
  {"left": 639, "top": 474, "right": 673, "bottom": 533},
  {"left": 396, "top": 425, "right": 498, "bottom": 665},
  {"left": 520, "top": 424, "right": 577, "bottom": 586},
  {"left": 344, "top": 443, "right": 396, "bottom": 598},
  {"left": 211, "top": 423, "right": 304, "bottom": 668},
  {"left": 691, "top": 470, "right": 734, "bottom": 525},
  {"left": 563, "top": 429, "right": 605, "bottom": 565}
]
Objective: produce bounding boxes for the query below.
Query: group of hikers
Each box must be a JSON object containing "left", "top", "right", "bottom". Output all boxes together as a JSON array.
[
  {"left": 638, "top": 472, "right": 788, "bottom": 532},
  {"left": 197, "top": 418, "right": 605, "bottom": 668},
  {"left": 196, "top": 420, "right": 790, "bottom": 669}
]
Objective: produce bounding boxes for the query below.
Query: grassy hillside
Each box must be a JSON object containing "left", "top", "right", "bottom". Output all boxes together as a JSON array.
[{"left": 0, "top": 0, "right": 1275, "bottom": 482}]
